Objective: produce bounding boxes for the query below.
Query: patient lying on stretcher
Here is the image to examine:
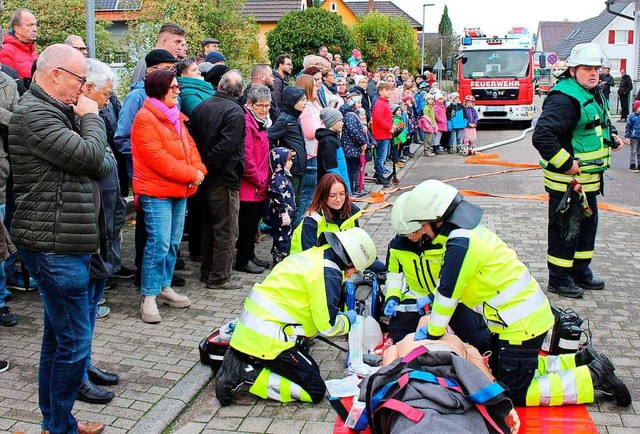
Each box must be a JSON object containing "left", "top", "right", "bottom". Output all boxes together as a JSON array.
[{"left": 381, "top": 316, "right": 521, "bottom": 434}]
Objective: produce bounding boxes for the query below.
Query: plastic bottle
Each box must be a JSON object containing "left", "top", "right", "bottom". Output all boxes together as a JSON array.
[{"left": 362, "top": 316, "right": 383, "bottom": 351}]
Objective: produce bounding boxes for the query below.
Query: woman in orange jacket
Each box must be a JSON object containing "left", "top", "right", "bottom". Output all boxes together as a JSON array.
[{"left": 131, "top": 70, "right": 206, "bottom": 323}]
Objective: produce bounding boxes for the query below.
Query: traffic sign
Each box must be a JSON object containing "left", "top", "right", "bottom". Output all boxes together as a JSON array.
[
  {"left": 547, "top": 53, "right": 558, "bottom": 65},
  {"left": 433, "top": 58, "right": 445, "bottom": 70}
]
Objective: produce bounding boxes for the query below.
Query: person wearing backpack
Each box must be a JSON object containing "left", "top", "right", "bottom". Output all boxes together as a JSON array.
[{"left": 395, "top": 180, "right": 631, "bottom": 408}]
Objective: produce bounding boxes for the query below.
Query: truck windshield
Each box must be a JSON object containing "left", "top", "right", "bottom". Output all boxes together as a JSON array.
[{"left": 461, "top": 49, "right": 530, "bottom": 79}]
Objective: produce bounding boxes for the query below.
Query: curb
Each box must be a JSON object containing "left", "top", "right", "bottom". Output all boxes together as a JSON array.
[{"left": 129, "top": 364, "right": 213, "bottom": 434}]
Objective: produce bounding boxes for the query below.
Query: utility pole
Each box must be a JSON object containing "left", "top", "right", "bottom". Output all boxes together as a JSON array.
[
  {"left": 421, "top": 3, "right": 435, "bottom": 75},
  {"left": 85, "top": 0, "right": 96, "bottom": 58}
]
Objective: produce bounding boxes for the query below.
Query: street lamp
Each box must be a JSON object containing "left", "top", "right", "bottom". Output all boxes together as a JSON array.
[{"left": 421, "top": 3, "right": 435, "bottom": 74}]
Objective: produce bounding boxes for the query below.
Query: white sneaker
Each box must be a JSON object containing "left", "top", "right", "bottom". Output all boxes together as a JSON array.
[{"left": 140, "top": 296, "right": 161, "bottom": 323}]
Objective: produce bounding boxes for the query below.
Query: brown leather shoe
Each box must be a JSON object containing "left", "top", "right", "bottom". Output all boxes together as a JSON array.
[
  {"left": 77, "top": 420, "right": 105, "bottom": 434},
  {"left": 40, "top": 419, "right": 105, "bottom": 434}
]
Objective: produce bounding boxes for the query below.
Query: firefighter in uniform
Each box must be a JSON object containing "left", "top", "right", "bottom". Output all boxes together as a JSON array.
[
  {"left": 532, "top": 43, "right": 625, "bottom": 299},
  {"left": 383, "top": 192, "right": 491, "bottom": 352},
  {"left": 398, "top": 180, "right": 631, "bottom": 407},
  {"left": 215, "top": 227, "right": 377, "bottom": 406}
]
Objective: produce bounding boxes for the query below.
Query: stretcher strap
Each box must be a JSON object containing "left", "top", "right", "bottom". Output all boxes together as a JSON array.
[
  {"left": 475, "top": 403, "right": 506, "bottom": 434},
  {"left": 467, "top": 382, "right": 506, "bottom": 403},
  {"left": 402, "top": 345, "right": 429, "bottom": 363},
  {"left": 377, "top": 399, "right": 424, "bottom": 423}
]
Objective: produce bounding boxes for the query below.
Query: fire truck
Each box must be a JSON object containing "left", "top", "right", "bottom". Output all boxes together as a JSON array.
[{"left": 457, "top": 27, "right": 535, "bottom": 127}]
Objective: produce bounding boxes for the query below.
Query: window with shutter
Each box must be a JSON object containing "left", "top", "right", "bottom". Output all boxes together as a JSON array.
[
  {"left": 628, "top": 30, "right": 634, "bottom": 44},
  {"left": 620, "top": 59, "right": 627, "bottom": 71},
  {"left": 609, "top": 30, "right": 615, "bottom": 44}
]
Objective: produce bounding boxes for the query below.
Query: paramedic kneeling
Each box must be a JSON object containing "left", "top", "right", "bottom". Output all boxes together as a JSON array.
[
  {"left": 398, "top": 180, "right": 631, "bottom": 407},
  {"left": 215, "top": 227, "right": 377, "bottom": 406}
]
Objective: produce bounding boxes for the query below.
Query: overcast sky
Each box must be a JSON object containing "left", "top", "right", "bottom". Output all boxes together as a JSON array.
[{"left": 389, "top": 0, "right": 610, "bottom": 36}]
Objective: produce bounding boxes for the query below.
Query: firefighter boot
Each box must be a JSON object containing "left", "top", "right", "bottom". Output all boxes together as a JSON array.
[
  {"left": 575, "top": 345, "right": 598, "bottom": 366},
  {"left": 588, "top": 353, "right": 632, "bottom": 406},
  {"left": 215, "top": 348, "right": 259, "bottom": 406}
]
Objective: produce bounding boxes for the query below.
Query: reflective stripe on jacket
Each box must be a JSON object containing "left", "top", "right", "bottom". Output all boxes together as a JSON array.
[
  {"left": 289, "top": 205, "right": 361, "bottom": 254},
  {"left": 230, "top": 247, "right": 350, "bottom": 360},
  {"left": 427, "top": 225, "right": 554, "bottom": 342},
  {"left": 539, "top": 78, "right": 611, "bottom": 193}
]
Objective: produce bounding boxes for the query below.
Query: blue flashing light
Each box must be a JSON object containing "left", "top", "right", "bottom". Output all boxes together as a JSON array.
[{"left": 463, "top": 36, "right": 472, "bottom": 46}]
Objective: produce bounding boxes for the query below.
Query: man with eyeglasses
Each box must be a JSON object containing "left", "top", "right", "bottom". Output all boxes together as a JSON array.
[
  {"left": 9, "top": 43, "right": 116, "bottom": 434},
  {"left": 64, "top": 34, "right": 88, "bottom": 58},
  {"left": 0, "top": 8, "right": 38, "bottom": 90},
  {"left": 114, "top": 49, "right": 183, "bottom": 289},
  {"left": 272, "top": 54, "right": 292, "bottom": 110}
]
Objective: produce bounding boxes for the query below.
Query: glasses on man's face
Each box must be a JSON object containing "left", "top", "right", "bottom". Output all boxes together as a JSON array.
[
  {"left": 169, "top": 84, "right": 180, "bottom": 93},
  {"left": 89, "top": 83, "right": 113, "bottom": 100},
  {"left": 284, "top": 62, "right": 293, "bottom": 67},
  {"left": 56, "top": 67, "right": 87, "bottom": 87}
]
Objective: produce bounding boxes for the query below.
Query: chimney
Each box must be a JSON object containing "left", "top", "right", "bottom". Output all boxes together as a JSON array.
[{"left": 369, "top": 0, "right": 374, "bottom": 11}]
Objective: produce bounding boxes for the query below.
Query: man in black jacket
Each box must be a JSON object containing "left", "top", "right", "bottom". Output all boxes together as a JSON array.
[
  {"left": 9, "top": 44, "right": 114, "bottom": 434},
  {"left": 190, "top": 70, "right": 246, "bottom": 289},
  {"left": 617, "top": 68, "right": 633, "bottom": 122},
  {"left": 272, "top": 54, "right": 292, "bottom": 110},
  {"left": 532, "top": 43, "right": 624, "bottom": 299}
]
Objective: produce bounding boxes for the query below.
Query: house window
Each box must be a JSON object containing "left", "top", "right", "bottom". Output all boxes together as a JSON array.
[
  {"left": 614, "top": 30, "right": 628, "bottom": 44},
  {"left": 330, "top": 2, "right": 337, "bottom": 12}
]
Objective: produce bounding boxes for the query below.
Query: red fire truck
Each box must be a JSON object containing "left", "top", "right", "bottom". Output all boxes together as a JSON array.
[{"left": 457, "top": 27, "right": 535, "bottom": 127}]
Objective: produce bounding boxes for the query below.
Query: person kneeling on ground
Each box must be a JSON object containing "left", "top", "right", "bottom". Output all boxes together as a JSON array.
[
  {"left": 396, "top": 179, "right": 631, "bottom": 407},
  {"left": 216, "top": 227, "right": 377, "bottom": 405}
]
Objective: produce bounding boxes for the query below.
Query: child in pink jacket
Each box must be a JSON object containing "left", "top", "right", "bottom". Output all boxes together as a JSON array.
[{"left": 433, "top": 92, "right": 448, "bottom": 155}]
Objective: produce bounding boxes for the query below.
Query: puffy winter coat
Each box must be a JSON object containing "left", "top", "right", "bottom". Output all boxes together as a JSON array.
[
  {"left": 434, "top": 101, "right": 448, "bottom": 131},
  {"left": 8, "top": 82, "right": 115, "bottom": 254},
  {"left": 0, "top": 33, "right": 37, "bottom": 80},
  {"left": 240, "top": 108, "right": 270, "bottom": 202},
  {"left": 372, "top": 96, "right": 393, "bottom": 140},
  {"left": 131, "top": 99, "right": 206, "bottom": 198},
  {"left": 340, "top": 106, "right": 368, "bottom": 159}
]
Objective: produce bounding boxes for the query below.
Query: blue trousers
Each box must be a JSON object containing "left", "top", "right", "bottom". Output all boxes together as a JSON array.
[{"left": 20, "top": 248, "right": 91, "bottom": 434}]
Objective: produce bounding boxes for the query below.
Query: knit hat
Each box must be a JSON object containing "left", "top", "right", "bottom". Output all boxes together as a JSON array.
[
  {"left": 390, "top": 104, "right": 401, "bottom": 114},
  {"left": 204, "top": 51, "right": 226, "bottom": 64},
  {"left": 346, "top": 92, "right": 361, "bottom": 107},
  {"left": 376, "top": 65, "right": 388, "bottom": 71},
  {"left": 204, "top": 64, "right": 231, "bottom": 87},
  {"left": 633, "top": 100, "right": 640, "bottom": 112},
  {"left": 352, "top": 67, "right": 363, "bottom": 75},
  {"left": 402, "top": 94, "right": 414, "bottom": 103},
  {"left": 353, "top": 74, "right": 366, "bottom": 86},
  {"left": 145, "top": 49, "right": 178, "bottom": 67},
  {"left": 320, "top": 107, "right": 343, "bottom": 129},
  {"left": 450, "top": 92, "right": 460, "bottom": 99},
  {"left": 434, "top": 92, "right": 445, "bottom": 100},
  {"left": 352, "top": 49, "right": 362, "bottom": 58}
]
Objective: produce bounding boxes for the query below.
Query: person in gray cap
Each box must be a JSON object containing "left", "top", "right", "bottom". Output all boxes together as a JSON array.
[{"left": 202, "top": 38, "right": 219, "bottom": 55}]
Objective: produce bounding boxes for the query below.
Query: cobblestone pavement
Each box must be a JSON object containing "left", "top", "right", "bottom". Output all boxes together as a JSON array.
[{"left": 1, "top": 131, "right": 639, "bottom": 434}]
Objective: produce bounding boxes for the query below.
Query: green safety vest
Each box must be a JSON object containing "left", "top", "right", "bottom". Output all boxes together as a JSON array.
[
  {"left": 428, "top": 225, "right": 554, "bottom": 343},
  {"left": 289, "top": 209, "right": 362, "bottom": 255},
  {"left": 386, "top": 241, "right": 445, "bottom": 302},
  {"left": 230, "top": 246, "right": 350, "bottom": 360},
  {"left": 540, "top": 78, "right": 612, "bottom": 193}
]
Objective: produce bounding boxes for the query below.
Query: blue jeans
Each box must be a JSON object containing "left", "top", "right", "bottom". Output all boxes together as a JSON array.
[
  {"left": 0, "top": 204, "right": 7, "bottom": 308},
  {"left": 19, "top": 248, "right": 91, "bottom": 434},
  {"left": 139, "top": 196, "right": 186, "bottom": 296},
  {"left": 296, "top": 157, "right": 317, "bottom": 226},
  {"left": 449, "top": 128, "right": 464, "bottom": 148},
  {"left": 374, "top": 139, "right": 390, "bottom": 178},
  {"left": 82, "top": 278, "right": 107, "bottom": 382}
]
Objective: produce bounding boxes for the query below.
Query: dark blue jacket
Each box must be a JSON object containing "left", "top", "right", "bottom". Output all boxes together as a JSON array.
[{"left": 625, "top": 113, "right": 640, "bottom": 140}]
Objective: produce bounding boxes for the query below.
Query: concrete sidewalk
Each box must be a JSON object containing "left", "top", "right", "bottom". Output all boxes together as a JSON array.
[{"left": 1, "top": 142, "right": 639, "bottom": 433}]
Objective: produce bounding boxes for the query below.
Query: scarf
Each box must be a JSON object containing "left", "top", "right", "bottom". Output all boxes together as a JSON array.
[{"left": 148, "top": 97, "right": 181, "bottom": 135}]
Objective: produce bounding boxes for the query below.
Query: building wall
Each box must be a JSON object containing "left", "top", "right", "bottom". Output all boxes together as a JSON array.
[
  {"left": 594, "top": 3, "right": 635, "bottom": 78},
  {"left": 258, "top": 22, "right": 278, "bottom": 53},
  {"left": 320, "top": 0, "right": 358, "bottom": 25}
]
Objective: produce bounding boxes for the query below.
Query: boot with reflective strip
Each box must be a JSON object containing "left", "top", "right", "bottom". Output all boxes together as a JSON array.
[{"left": 526, "top": 365, "right": 593, "bottom": 406}]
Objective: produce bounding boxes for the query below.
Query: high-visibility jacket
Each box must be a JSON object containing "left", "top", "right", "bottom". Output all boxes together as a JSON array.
[
  {"left": 230, "top": 246, "right": 350, "bottom": 360},
  {"left": 385, "top": 235, "right": 445, "bottom": 302},
  {"left": 289, "top": 205, "right": 361, "bottom": 254},
  {"left": 538, "top": 78, "right": 612, "bottom": 194},
  {"left": 427, "top": 225, "right": 554, "bottom": 343}
]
